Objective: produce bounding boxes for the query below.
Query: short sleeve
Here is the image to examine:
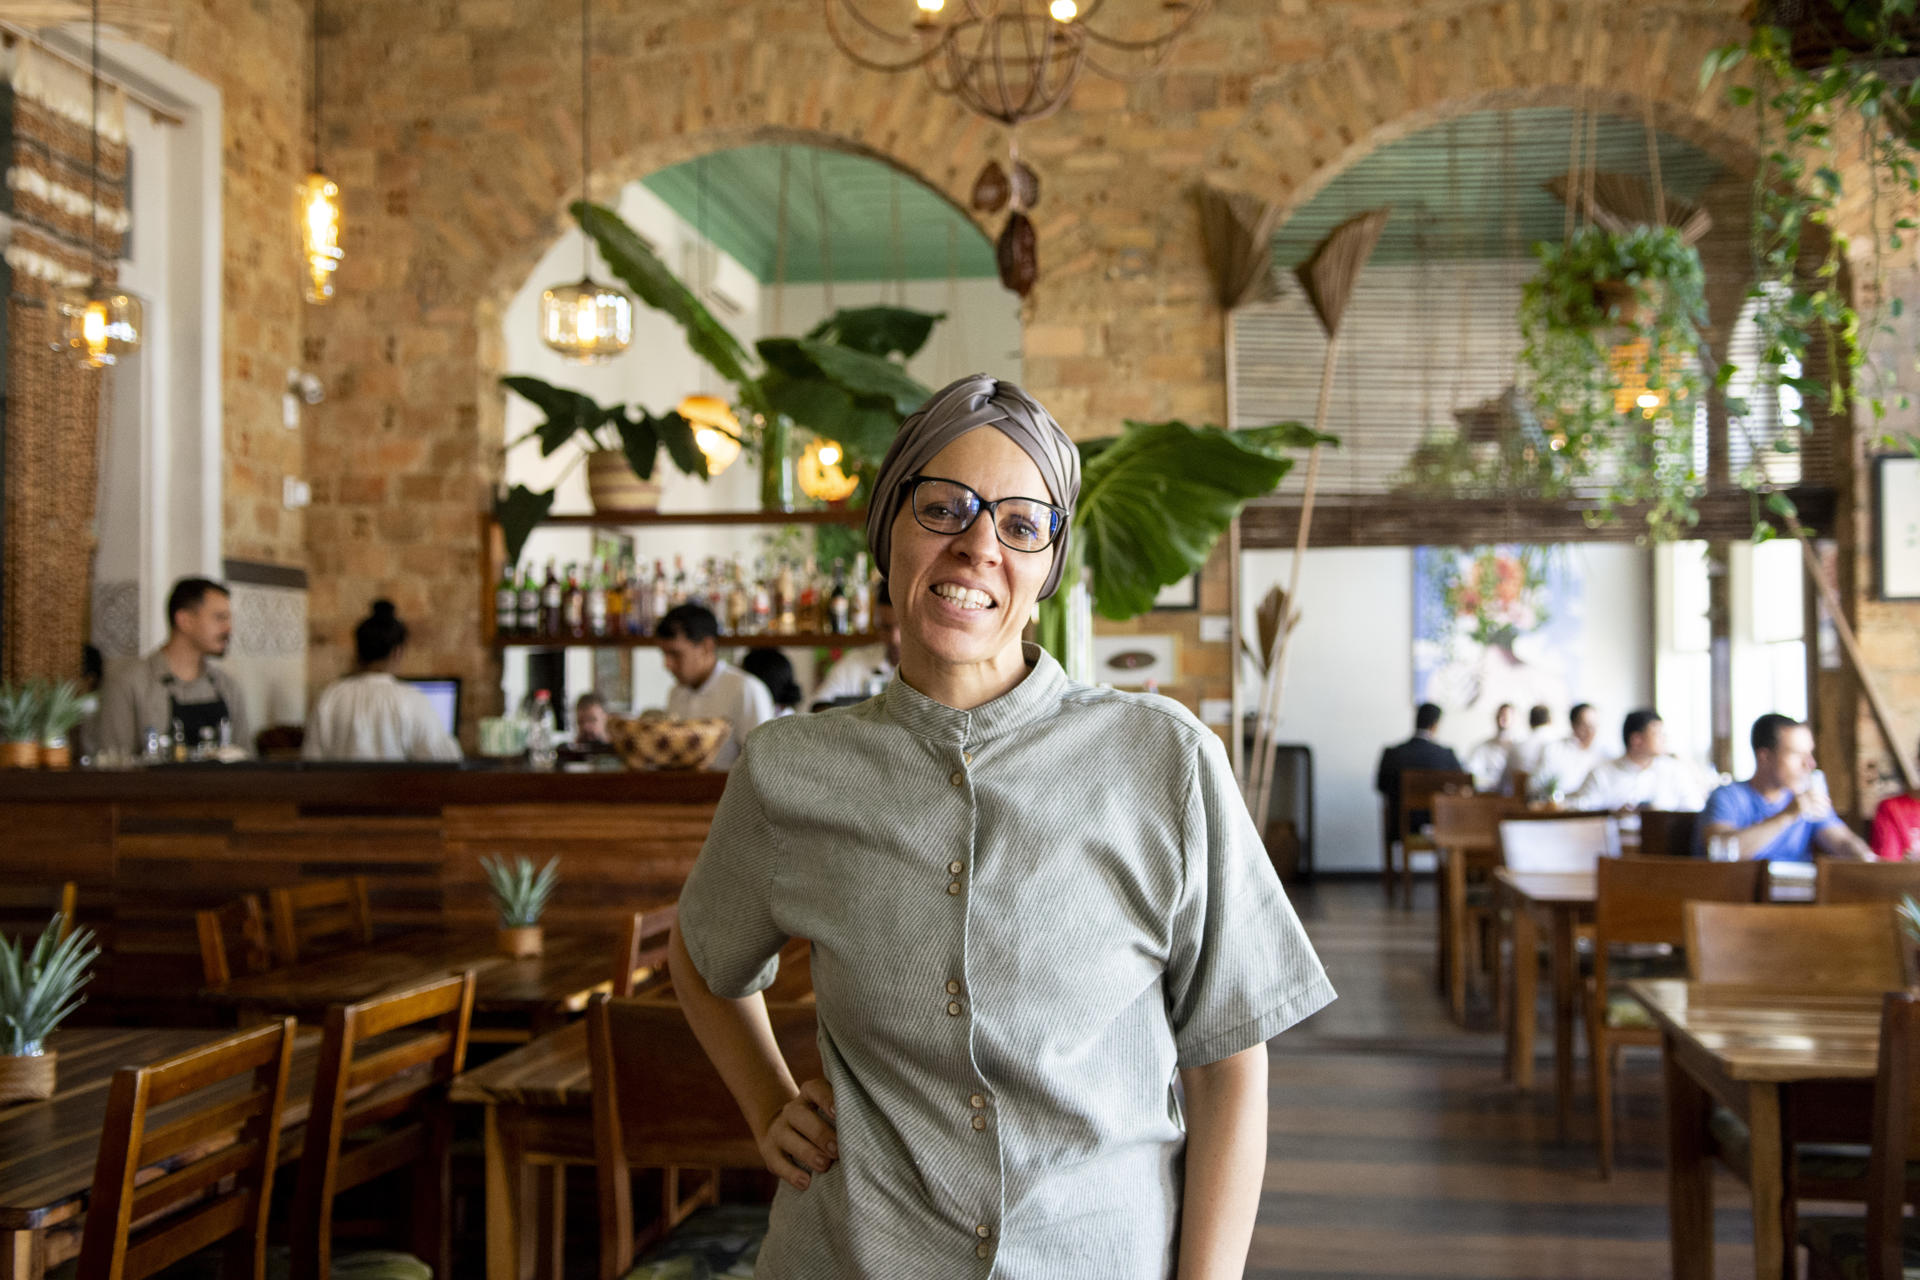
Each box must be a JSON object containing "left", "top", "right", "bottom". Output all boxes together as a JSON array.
[
  {"left": 676, "top": 740, "right": 789, "bottom": 998},
  {"left": 1165, "top": 731, "right": 1335, "bottom": 1068}
]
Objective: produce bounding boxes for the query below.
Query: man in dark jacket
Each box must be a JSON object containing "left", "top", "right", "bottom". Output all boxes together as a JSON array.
[{"left": 1377, "top": 702, "right": 1465, "bottom": 829}]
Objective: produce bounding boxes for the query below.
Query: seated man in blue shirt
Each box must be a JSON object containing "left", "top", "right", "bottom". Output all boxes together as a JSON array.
[{"left": 1695, "top": 712, "right": 1875, "bottom": 862}]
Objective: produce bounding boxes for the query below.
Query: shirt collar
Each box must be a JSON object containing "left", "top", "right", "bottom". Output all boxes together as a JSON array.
[
  {"left": 147, "top": 646, "right": 211, "bottom": 685},
  {"left": 881, "top": 642, "right": 1066, "bottom": 746}
]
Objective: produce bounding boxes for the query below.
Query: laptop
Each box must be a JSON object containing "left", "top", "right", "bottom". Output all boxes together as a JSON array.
[{"left": 400, "top": 676, "right": 462, "bottom": 737}]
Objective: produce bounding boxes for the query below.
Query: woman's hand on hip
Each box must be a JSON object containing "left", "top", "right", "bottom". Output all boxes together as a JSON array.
[{"left": 757, "top": 1077, "right": 837, "bottom": 1191}]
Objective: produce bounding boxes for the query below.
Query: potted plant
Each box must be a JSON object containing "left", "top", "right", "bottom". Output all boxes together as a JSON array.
[
  {"left": 1518, "top": 224, "right": 1709, "bottom": 539},
  {"left": 0, "top": 914, "right": 99, "bottom": 1104},
  {"left": 37, "top": 680, "right": 87, "bottom": 770},
  {"left": 480, "top": 855, "right": 558, "bottom": 958},
  {"left": 0, "top": 682, "right": 43, "bottom": 769}
]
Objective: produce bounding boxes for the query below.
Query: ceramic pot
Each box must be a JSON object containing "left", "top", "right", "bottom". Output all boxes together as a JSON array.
[
  {"left": 0, "top": 1050, "right": 55, "bottom": 1105},
  {"left": 498, "top": 925, "right": 543, "bottom": 959},
  {"left": 586, "top": 451, "right": 661, "bottom": 513},
  {"left": 0, "top": 741, "right": 40, "bottom": 769},
  {"left": 40, "top": 741, "right": 71, "bottom": 770}
]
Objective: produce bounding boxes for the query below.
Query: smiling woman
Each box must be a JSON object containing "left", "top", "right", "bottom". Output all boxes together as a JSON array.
[{"left": 667, "top": 372, "right": 1336, "bottom": 1279}]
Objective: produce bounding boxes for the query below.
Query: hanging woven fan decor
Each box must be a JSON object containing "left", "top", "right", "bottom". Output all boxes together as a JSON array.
[{"left": 0, "top": 41, "right": 129, "bottom": 682}]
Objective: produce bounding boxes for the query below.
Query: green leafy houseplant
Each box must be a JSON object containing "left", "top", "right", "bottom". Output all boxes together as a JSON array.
[
  {"left": 480, "top": 855, "right": 558, "bottom": 958},
  {"left": 1518, "top": 224, "right": 1709, "bottom": 539},
  {"left": 0, "top": 914, "right": 99, "bottom": 1105},
  {"left": 36, "top": 679, "right": 88, "bottom": 754},
  {"left": 0, "top": 682, "right": 44, "bottom": 769}
]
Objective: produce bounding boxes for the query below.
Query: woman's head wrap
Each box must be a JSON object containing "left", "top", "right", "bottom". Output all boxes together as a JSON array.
[{"left": 866, "top": 373, "right": 1081, "bottom": 599}]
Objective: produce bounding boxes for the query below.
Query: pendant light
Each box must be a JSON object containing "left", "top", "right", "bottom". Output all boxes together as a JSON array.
[
  {"left": 54, "top": 0, "right": 143, "bottom": 367},
  {"left": 539, "top": 0, "right": 633, "bottom": 362},
  {"left": 297, "top": 0, "right": 343, "bottom": 304}
]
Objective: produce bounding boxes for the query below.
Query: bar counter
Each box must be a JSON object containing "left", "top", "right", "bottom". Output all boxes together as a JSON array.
[{"left": 0, "top": 763, "right": 727, "bottom": 1013}]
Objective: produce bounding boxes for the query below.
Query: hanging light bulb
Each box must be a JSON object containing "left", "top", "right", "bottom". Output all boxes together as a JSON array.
[
  {"left": 60, "top": 0, "right": 142, "bottom": 366},
  {"left": 798, "top": 436, "right": 860, "bottom": 503},
  {"left": 678, "top": 394, "right": 742, "bottom": 474},
  {"left": 298, "top": 171, "right": 344, "bottom": 304},
  {"left": 1048, "top": 0, "right": 1078, "bottom": 21},
  {"left": 540, "top": 0, "right": 634, "bottom": 361}
]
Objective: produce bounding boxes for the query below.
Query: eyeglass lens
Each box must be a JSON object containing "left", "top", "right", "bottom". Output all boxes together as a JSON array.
[{"left": 912, "top": 479, "right": 1058, "bottom": 552}]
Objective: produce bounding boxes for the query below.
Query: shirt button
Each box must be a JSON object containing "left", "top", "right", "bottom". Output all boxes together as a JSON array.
[
  {"left": 969, "top": 1093, "right": 985, "bottom": 1108},
  {"left": 976, "top": 1224, "right": 992, "bottom": 1239},
  {"left": 976, "top": 1242, "right": 991, "bottom": 1259},
  {"left": 947, "top": 881, "right": 962, "bottom": 895},
  {"left": 971, "top": 1114, "right": 987, "bottom": 1131},
  {"left": 947, "top": 859, "right": 964, "bottom": 874},
  {"left": 947, "top": 980, "right": 961, "bottom": 995},
  {"left": 964, "top": 751, "right": 973, "bottom": 764},
  {"left": 947, "top": 1001, "right": 962, "bottom": 1016},
  {"left": 950, "top": 770, "right": 965, "bottom": 786}
]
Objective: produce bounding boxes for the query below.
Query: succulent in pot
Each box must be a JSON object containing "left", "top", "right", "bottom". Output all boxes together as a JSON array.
[
  {"left": 0, "top": 913, "right": 99, "bottom": 1103},
  {"left": 0, "top": 682, "right": 44, "bottom": 769},
  {"left": 480, "top": 855, "right": 558, "bottom": 958},
  {"left": 36, "top": 680, "right": 88, "bottom": 770}
]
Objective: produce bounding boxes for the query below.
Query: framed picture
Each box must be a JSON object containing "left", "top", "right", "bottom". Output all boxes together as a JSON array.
[
  {"left": 1877, "top": 454, "right": 1920, "bottom": 600},
  {"left": 1091, "top": 635, "right": 1176, "bottom": 689},
  {"left": 1152, "top": 574, "right": 1199, "bottom": 611}
]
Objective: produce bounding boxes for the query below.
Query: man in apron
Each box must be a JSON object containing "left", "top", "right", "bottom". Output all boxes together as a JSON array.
[{"left": 94, "top": 577, "right": 251, "bottom": 761}]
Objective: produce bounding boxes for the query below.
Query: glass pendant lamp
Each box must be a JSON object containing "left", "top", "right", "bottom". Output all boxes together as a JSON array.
[
  {"left": 297, "top": 0, "right": 343, "bottom": 304},
  {"left": 55, "top": 0, "right": 143, "bottom": 367}
]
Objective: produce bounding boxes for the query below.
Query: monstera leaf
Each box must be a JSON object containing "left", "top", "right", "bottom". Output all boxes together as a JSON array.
[
  {"left": 502, "top": 375, "right": 620, "bottom": 455},
  {"left": 804, "top": 306, "right": 945, "bottom": 361},
  {"left": 573, "top": 200, "right": 763, "bottom": 406},
  {"left": 493, "top": 484, "right": 556, "bottom": 569},
  {"left": 618, "top": 409, "right": 707, "bottom": 482}
]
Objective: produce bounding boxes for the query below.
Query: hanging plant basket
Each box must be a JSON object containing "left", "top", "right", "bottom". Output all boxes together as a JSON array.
[{"left": 1592, "top": 279, "right": 1655, "bottom": 329}]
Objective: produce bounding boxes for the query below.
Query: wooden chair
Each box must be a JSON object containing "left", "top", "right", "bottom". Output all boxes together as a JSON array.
[
  {"left": 1432, "top": 793, "right": 1522, "bottom": 1023},
  {"left": 588, "top": 993, "right": 822, "bottom": 1280},
  {"left": 288, "top": 971, "right": 476, "bottom": 1280},
  {"left": 1684, "top": 902, "right": 1910, "bottom": 991},
  {"left": 1387, "top": 768, "right": 1474, "bottom": 907},
  {"left": 1496, "top": 814, "right": 1620, "bottom": 874},
  {"left": 615, "top": 904, "right": 680, "bottom": 997},
  {"left": 1584, "top": 857, "right": 1763, "bottom": 1177},
  {"left": 1634, "top": 809, "right": 1698, "bottom": 858},
  {"left": 74, "top": 1019, "right": 298, "bottom": 1280},
  {"left": 196, "top": 894, "right": 273, "bottom": 988},
  {"left": 0, "top": 880, "right": 78, "bottom": 944},
  {"left": 1799, "top": 991, "right": 1920, "bottom": 1280},
  {"left": 268, "top": 876, "right": 373, "bottom": 966},
  {"left": 1816, "top": 858, "right": 1920, "bottom": 904}
]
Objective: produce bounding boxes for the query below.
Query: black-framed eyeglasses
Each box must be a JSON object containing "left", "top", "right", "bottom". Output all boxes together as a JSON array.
[{"left": 901, "top": 475, "right": 1066, "bottom": 553}]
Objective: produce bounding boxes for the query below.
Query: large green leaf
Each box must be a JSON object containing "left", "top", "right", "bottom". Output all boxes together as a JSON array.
[
  {"left": 502, "top": 375, "right": 617, "bottom": 456},
  {"left": 493, "top": 484, "right": 556, "bottom": 569},
  {"left": 757, "top": 369, "right": 902, "bottom": 464},
  {"left": 1074, "top": 419, "right": 1319, "bottom": 621},
  {"left": 804, "top": 306, "right": 945, "bottom": 360},
  {"left": 572, "top": 201, "right": 761, "bottom": 400},
  {"left": 757, "top": 337, "right": 931, "bottom": 415},
  {"left": 646, "top": 409, "right": 709, "bottom": 481}
]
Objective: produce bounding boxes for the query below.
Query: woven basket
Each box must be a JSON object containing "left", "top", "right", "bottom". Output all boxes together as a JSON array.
[
  {"left": 586, "top": 451, "right": 661, "bottom": 513},
  {"left": 607, "top": 716, "right": 730, "bottom": 771},
  {"left": 0, "top": 1051, "right": 56, "bottom": 1105}
]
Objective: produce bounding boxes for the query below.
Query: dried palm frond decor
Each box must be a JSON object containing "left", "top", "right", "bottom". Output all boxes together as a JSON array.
[
  {"left": 0, "top": 913, "right": 99, "bottom": 1103},
  {"left": 481, "top": 855, "right": 559, "bottom": 958},
  {"left": 1244, "top": 208, "right": 1388, "bottom": 830}
]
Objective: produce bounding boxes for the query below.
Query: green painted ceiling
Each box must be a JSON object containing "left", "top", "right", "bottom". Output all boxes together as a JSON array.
[
  {"left": 1273, "top": 106, "right": 1727, "bottom": 268},
  {"left": 641, "top": 145, "right": 998, "bottom": 284}
]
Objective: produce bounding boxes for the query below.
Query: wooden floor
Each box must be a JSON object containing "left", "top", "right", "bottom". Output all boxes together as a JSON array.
[{"left": 1247, "top": 877, "right": 1754, "bottom": 1280}]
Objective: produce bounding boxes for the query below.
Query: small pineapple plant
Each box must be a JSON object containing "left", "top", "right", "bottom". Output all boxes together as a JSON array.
[
  {"left": 480, "top": 855, "right": 559, "bottom": 958},
  {"left": 0, "top": 914, "right": 100, "bottom": 1102},
  {"left": 37, "top": 680, "right": 88, "bottom": 769},
  {"left": 0, "top": 681, "right": 44, "bottom": 769},
  {"left": 1899, "top": 895, "right": 1920, "bottom": 949}
]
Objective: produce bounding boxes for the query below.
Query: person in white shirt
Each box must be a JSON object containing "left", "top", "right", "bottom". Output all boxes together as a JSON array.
[
  {"left": 304, "top": 600, "right": 461, "bottom": 762},
  {"left": 811, "top": 593, "right": 901, "bottom": 707},
  {"left": 1464, "top": 702, "right": 1516, "bottom": 792},
  {"left": 657, "top": 603, "right": 775, "bottom": 770},
  {"left": 1570, "top": 709, "right": 1711, "bottom": 812},
  {"left": 1503, "top": 704, "right": 1554, "bottom": 793},
  {"left": 1532, "top": 701, "right": 1605, "bottom": 800}
]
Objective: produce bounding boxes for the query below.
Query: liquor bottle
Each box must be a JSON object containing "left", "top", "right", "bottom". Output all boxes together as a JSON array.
[
  {"left": 624, "top": 558, "right": 645, "bottom": 637},
  {"left": 541, "top": 559, "right": 563, "bottom": 638},
  {"left": 751, "top": 559, "right": 772, "bottom": 635},
  {"left": 607, "top": 556, "right": 628, "bottom": 636},
  {"left": 774, "top": 559, "right": 796, "bottom": 635},
  {"left": 828, "top": 558, "right": 850, "bottom": 635},
  {"left": 670, "top": 555, "right": 690, "bottom": 608},
  {"left": 650, "top": 558, "right": 671, "bottom": 627},
  {"left": 517, "top": 565, "right": 540, "bottom": 640},
  {"left": 798, "top": 555, "right": 821, "bottom": 633},
  {"left": 495, "top": 565, "right": 518, "bottom": 637},
  {"left": 587, "top": 558, "right": 609, "bottom": 638},
  {"left": 726, "top": 557, "right": 751, "bottom": 636},
  {"left": 563, "top": 562, "right": 586, "bottom": 638},
  {"left": 851, "top": 552, "right": 872, "bottom": 634}
]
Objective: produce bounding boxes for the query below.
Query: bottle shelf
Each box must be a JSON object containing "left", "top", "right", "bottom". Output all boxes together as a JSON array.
[
  {"left": 493, "top": 632, "right": 881, "bottom": 650},
  {"left": 523, "top": 508, "right": 867, "bottom": 528}
]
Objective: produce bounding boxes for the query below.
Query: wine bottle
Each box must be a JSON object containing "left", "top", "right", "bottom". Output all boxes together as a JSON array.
[
  {"left": 828, "top": 558, "right": 850, "bottom": 635},
  {"left": 517, "top": 565, "right": 540, "bottom": 639},
  {"left": 495, "top": 565, "right": 518, "bottom": 637},
  {"left": 563, "top": 562, "right": 586, "bottom": 638},
  {"left": 541, "top": 559, "right": 563, "bottom": 637},
  {"left": 587, "top": 558, "right": 609, "bottom": 638}
]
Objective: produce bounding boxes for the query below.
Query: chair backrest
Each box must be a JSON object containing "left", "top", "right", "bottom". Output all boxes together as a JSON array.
[
  {"left": 1635, "top": 809, "right": 1699, "bottom": 858},
  {"left": 1816, "top": 859, "right": 1920, "bottom": 905},
  {"left": 1497, "top": 814, "right": 1621, "bottom": 873},
  {"left": 1684, "top": 902, "right": 1910, "bottom": 991},
  {"left": 76, "top": 1019, "right": 297, "bottom": 1280},
  {"left": 268, "top": 876, "right": 373, "bottom": 966},
  {"left": 196, "top": 894, "right": 273, "bottom": 988},
  {"left": 615, "top": 903, "right": 679, "bottom": 997},
  {"left": 1866, "top": 991, "right": 1920, "bottom": 1280},
  {"left": 1430, "top": 793, "right": 1521, "bottom": 854},
  {"left": 289, "top": 972, "right": 475, "bottom": 1280},
  {"left": 1592, "top": 858, "right": 1764, "bottom": 996},
  {"left": 587, "top": 993, "right": 820, "bottom": 1277},
  {"left": 1398, "top": 769, "right": 1475, "bottom": 836}
]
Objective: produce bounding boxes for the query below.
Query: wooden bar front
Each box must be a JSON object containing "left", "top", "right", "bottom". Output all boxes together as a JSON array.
[{"left": 0, "top": 766, "right": 726, "bottom": 1015}]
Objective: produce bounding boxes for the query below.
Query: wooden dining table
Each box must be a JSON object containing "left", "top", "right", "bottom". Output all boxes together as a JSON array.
[
  {"left": 202, "top": 924, "right": 647, "bottom": 1031},
  {"left": 1497, "top": 867, "right": 1596, "bottom": 1139},
  {"left": 1629, "top": 979, "right": 1882, "bottom": 1280},
  {"left": 0, "top": 1025, "right": 322, "bottom": 1280}
]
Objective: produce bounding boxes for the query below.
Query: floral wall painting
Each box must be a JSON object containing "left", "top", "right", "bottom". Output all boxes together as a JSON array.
[{"left": 1413, "top": 544, "right": 1584, "bottom": 725}]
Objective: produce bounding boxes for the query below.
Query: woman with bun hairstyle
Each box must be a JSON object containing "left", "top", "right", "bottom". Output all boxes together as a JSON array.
[{"left": 303, "top": 600, "right": 461, "bottom": 761}]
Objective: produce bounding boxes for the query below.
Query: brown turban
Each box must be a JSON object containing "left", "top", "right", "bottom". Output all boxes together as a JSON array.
[{"left": 866, "top": 373, "right": 1082, "bottom": 600}]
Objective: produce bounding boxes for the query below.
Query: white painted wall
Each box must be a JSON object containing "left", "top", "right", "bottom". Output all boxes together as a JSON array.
[{"left": 1240, "top": 543, "right": 1655, "bottom": 873}]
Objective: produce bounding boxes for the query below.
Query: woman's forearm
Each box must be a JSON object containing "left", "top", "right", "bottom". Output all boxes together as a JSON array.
[
  {"left": 1175, "top": 1044, "right": 1269, "bottom": 1280},
  {"left": 668, "top": 923, "right": 802, "bottom": 1136}
]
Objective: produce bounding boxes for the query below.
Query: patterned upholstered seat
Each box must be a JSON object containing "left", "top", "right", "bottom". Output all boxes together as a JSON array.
[{"left": 623, "top": 1204, "right": 771, "bottom": 1279}]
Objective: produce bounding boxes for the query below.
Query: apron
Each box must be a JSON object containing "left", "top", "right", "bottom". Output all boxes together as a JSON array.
[{"left": 164, "top": 679, "right": 231, "bottom": 752}]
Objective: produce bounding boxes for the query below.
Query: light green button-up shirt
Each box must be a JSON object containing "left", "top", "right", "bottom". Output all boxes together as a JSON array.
[{"left": 678, "top": 644, "right": 1334, "bottom": 1279}]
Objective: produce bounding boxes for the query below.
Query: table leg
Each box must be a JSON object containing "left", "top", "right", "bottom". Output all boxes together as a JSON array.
[
  {"left": 1746, "top": 1082, "right": 1787, "bottom": 1280},
  {"left": 1550, "top": 906, "right": 1577, "bottom": 1142},
  {"left": 483, "top": 1104, "right": 527, "bottom": 1280},
  {"left": 1662, "top": 1037, "right": 1712, "bottom": 1280},
  {"left": 0, "top": 1229, "right": 46, "bottom": 1280},
  {"left": 1508, "top": 895, "right": 1538, "bottom": 1088},
  {"left": 536, "top": 1165, "right": 567, "bottom": 1280}
]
